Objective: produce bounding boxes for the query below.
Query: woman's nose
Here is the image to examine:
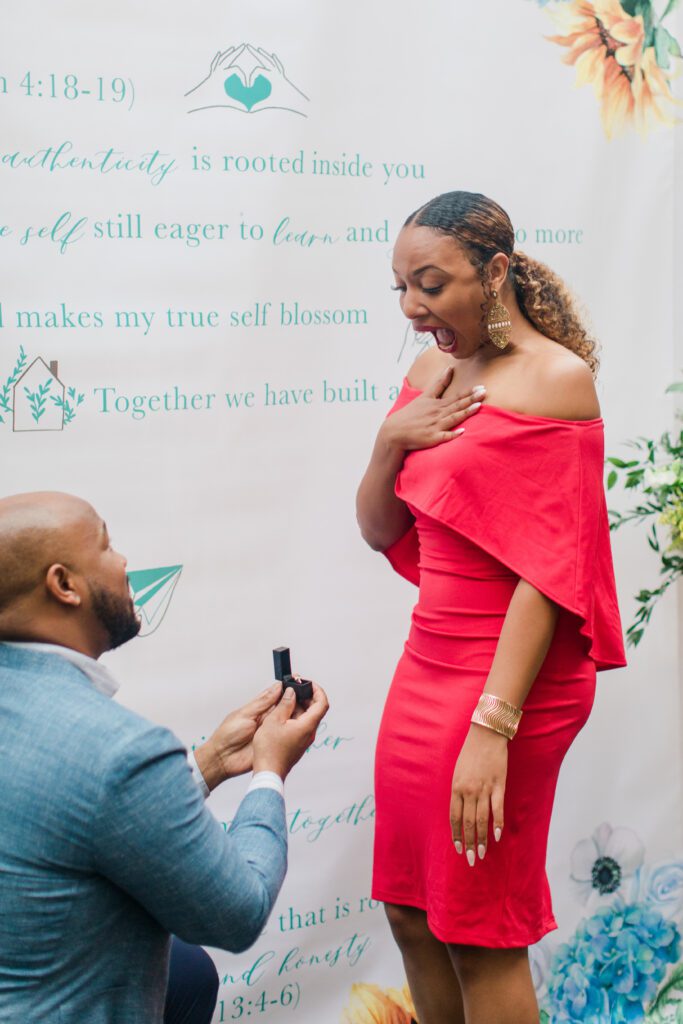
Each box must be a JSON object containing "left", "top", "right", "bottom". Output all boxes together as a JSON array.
[{"left": 401, "top": 290, "right": 428, "bottom": 320}]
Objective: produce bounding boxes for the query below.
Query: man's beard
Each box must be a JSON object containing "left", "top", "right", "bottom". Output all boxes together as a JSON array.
[{"left": 88, "top": 581, "right": 141, "bottom": 650}]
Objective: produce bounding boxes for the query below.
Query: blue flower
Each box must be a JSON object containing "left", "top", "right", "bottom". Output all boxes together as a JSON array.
[{"left": 548, "top": 900, "right": 680, "bottom": 1023}]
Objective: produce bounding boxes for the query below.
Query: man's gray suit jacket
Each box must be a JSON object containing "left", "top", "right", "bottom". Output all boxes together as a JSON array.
[{"left": 0, "top": 644, "right": 288, "bottom": 1023}]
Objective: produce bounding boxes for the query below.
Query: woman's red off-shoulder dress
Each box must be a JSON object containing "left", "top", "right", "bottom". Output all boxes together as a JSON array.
[{"left": 372, "top": 381, "right": 626, "bottom": 947}]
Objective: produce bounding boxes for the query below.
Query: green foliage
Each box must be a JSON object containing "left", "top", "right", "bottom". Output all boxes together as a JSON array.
[
  {"left": 23, "top": 379, "right": 52, "bottom": 423},
  {"left": 608, "top": 387, "right": 683, "bottom": 646},
  {"left": 645, "top": 960, "right": 683, "bottom": 1022},
  {"left": 661, "top": 0, "right": 682, "bottom": 23},
  {"left": 655, "top": 24, "right": 682, "bottom": 67},
  {"left": 51, "top": 386, "right": 85, "bottom": 425},
  {"left": 0, "top": 345, "right": 27, "bottom": 423}
]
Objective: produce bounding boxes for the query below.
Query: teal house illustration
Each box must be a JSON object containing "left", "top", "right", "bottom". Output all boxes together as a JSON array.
[{"left": 13, "top": 358, "right": 65, "bottom": 432}]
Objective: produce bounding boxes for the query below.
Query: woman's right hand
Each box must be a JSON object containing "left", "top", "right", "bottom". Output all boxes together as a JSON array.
[{"left": 380, "top": 367, "right": 485, "bottom": 453}]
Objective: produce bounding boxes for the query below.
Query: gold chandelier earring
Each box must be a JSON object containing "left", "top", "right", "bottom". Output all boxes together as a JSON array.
[{"left": 486, "top": 290, "right": 512, "bottom": 350}]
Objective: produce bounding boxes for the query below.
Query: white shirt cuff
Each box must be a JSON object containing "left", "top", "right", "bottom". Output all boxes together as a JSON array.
[
  {"left": 187, "top": 749, "right": 210, "bottom": 799},
  {"left": 247, "top": 771, "right": 285, "bottom": 797}
]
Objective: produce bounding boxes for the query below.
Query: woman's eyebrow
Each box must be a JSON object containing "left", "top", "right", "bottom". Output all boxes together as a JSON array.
[
  {"left": 391, "top": 264, "right": 445, "bottom": 277},
  {"left": 413, "top": 264, "right": 443, "bottom": 275}
]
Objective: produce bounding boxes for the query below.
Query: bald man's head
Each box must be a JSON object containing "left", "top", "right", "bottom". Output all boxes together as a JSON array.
[
  {"left": 0, "top": 493, "right": 97, "bottom": 611},
  {"left": 0, "top": 492, "right": 140, "bottom": 655}
]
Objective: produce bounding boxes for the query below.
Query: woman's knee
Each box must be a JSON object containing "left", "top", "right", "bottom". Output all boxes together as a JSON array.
[
  {"left": 449, "top": 944, "right": 528, "bottom": 986},
  {"left": 384, "top": 903, "right": 433, "bottom": 949}
]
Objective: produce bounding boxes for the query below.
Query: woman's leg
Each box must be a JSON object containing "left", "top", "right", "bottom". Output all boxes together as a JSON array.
[
  {"left": 385, "top": 904, "right": 465, "bottom": 1024},
  {"left": 447, "top": 945, "right": 538, "bottom": 1024}
]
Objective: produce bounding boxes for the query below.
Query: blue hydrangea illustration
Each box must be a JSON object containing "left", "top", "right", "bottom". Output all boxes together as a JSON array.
[{"left": 548, "top": 900, "right": 680, "bottom": 1023}]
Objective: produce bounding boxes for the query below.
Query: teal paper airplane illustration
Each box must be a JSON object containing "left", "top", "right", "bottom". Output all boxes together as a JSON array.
[{"left": 127, "top": 565, "right": 183, "bottom": 637}]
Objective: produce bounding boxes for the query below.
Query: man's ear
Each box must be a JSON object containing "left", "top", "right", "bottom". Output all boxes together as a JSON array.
[{"left": 45, "top": 564, "right": 82, "bottom": 607}]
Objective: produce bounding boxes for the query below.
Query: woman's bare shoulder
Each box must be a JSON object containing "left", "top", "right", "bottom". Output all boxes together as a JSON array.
[
  {"left": 405, "top": 346, "right": 451, "bottom": 389},
  {"left": 515, "top": 346, "right": 600, "bottom": 421}
]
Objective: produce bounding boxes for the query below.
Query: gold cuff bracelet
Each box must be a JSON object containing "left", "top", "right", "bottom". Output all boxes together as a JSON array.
[{"left": 471, "top": 694, "right": 522, "bottom": 740}]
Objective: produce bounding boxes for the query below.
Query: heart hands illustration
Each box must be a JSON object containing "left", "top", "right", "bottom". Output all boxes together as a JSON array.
[{"left": 186, "top": 41, "right": 309, "bottom": 116}]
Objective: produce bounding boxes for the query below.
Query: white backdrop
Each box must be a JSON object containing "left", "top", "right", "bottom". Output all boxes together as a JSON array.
[{"left": 3, "top": 2, "right": 683, "bottom": 1021}]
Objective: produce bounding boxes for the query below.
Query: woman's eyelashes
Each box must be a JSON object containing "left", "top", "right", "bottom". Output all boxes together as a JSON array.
[{"left": 390, "top": 283, "right": 443, "bottom": 295}]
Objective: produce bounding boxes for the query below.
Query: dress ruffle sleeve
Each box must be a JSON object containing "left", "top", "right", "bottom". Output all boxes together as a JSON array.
[{"left": 382, "top": 380, "right": 626, "bottom": 672}]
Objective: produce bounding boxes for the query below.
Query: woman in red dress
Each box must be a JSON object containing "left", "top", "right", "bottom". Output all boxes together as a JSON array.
[{"left": 356, "top": 192, "right": 625, "bottom": 1024}]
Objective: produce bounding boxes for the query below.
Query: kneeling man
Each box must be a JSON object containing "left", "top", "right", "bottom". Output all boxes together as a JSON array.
[{"left": 0, "top": 491, "right": 329, "bottom": 1024}]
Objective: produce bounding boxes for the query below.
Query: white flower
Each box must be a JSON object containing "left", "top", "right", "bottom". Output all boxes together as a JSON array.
[
  {"left": 644, "top": 464, "right": 678, "bottom": 489},
  {"left": 570, "top": 822, "right": 645, "bottom": 905},
  {"left": 529, "top": 938, "right": 554, "bottom": 1003}
]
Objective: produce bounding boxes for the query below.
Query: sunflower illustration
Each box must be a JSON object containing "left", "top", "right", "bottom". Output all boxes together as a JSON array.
[
  {"left": 341, "top": 982, "right": 417, "bottom": 1024},
  {"left": 545, "top": 0, "right": 681, "bottom": 137}
]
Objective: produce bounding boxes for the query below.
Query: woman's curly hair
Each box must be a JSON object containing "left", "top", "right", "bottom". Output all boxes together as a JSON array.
[{"left": 404, "top": 191, "right": 599, "bottom": 376}]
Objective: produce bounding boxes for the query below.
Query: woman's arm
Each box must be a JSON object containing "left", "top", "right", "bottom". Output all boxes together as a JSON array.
[
  {"left": 356, "top": 431, "right": 415, "bottom": 552},
  {"left": 484, "top": 579, "right": 559, "bottom": 706},
  {"left": 449, "top": 361, "right": 599, "bottom": 865},
  {"left": 356, "top": 365, "right": 484, "bottom": 551},
  {"left": 450, "top": 581, "right": 559, "bottom": 865}
]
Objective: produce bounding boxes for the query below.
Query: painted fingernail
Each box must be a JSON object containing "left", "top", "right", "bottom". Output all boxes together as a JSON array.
[
  {"left": 478, "top": 844, "right": 486, "bottom": 860},
  {"left": 468, "top": 402, "right": 482, "bottom": 414},
  {"left": 466, "top": 849, "right": 475, "bottom": 868},
  {"left": 472, "top": 385, "right": 486, "bottom": 397},
  {"left": 454, "top": 840, "right": 463, "bottom": 855},
  {"left": 452, "top": 428, "right": 465, "bottom": 437},
  {"left": 494, "top": 827, "right": 502, "bottom": 843}
]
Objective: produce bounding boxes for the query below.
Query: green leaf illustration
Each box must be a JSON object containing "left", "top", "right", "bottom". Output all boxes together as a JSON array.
[
  {"left": 661, "top": 0, "right": 682, "bottom": 22},
  {"left": 656, "top": 25, "right": 672, "bottom": 67},
  {"left": 51, "top": 391, "right": 83, "bottom": 425},
  {"left": 24, "top": 378, "right": 52, "bottom": 423},
  {"left": 663, "top": 24, "right": 683, "bottom": 62},
  {"left": 646, "top": 960, "right": 683, "bottom": 1022},
  {"left": 607, "top": 469, "right": 618, "bottom": 490},
  {"left": 0, "top": 345, "right": 27, "bottom": 416},
  {"left": 655, "top": 23, "right": 683, "bottom": 68}
]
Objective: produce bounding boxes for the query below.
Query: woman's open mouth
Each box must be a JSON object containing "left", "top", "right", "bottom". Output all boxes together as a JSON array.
[
  {"left": 413, "top": 324, "right": 458, "bottom": 353},
  {"left": 434, "top": 328, "right": 457, "bottom": 353}
]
